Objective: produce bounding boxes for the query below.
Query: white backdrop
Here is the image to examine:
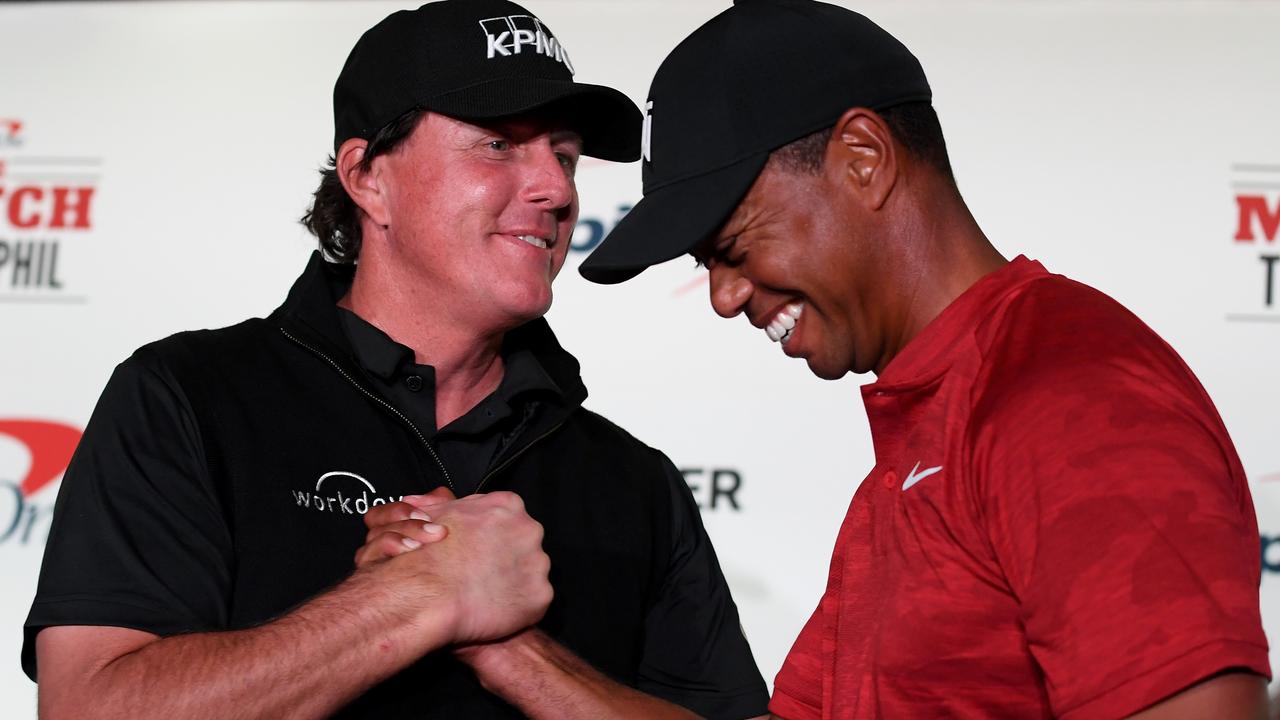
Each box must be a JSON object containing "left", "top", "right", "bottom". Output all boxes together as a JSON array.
[{"left": 2, "top": 1, "right": 1278, "bottom": 716}]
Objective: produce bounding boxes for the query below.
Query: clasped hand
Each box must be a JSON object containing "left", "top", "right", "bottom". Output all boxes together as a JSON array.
[{"left": 355, "top": 487, "right": 552, "bottom": 647}]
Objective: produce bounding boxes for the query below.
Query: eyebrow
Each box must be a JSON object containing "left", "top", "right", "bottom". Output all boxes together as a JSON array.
[{"left": 550, "top": 129, "right": 584, "bottom": 149}]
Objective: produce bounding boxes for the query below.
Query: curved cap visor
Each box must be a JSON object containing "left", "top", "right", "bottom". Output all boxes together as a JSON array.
[
  {"left": 579, "top": 152, "right": 768, "bottom": 284},
  {"left": 410, "top": 78, "right": 640, "bottom": 162}
]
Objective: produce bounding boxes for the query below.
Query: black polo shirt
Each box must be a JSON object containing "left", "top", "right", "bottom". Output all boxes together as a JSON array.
[
  {"left": 23, "top": 254, "right": 771, "bottom": 718},
  {"left": 338, "top": 309, "right": 559, "bottom": 496}
]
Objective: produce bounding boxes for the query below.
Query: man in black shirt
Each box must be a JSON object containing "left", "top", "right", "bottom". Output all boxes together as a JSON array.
[{"left": 23, "top": 2, "right": 769, "bottom": 718}]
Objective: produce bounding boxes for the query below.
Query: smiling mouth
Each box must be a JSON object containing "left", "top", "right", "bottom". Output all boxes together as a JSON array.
[
  {"left": 765, "top": 302, "right": 804, "bottom": 346},
  {"left": 516, "top": 234, "right": 551, "bottom": 249}
]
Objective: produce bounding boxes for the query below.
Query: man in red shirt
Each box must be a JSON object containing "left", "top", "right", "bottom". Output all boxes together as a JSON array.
[{"left": 580, "top": 0, "right": 1270, "bottom": 717}]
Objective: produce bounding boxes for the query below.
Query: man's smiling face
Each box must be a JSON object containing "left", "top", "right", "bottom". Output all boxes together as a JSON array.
[
  {"left": 694, "top": 153, "right": 894, "bottom": 379},
  {"left": 373, "top": 111, "right": 582, "bottom": 333}
]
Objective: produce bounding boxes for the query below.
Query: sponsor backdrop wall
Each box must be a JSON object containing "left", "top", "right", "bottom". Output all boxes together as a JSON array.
[{"left": 2, "top": 0, "right": 1278, "bottom": 714}]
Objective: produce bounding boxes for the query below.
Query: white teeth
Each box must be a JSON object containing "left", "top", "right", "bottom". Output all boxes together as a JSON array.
[
  {"left": 518, "top": 234, "right": 548, "bottom": 249},
  {"left": 764, "top": 302, "right": 804, "bottom": 345}
]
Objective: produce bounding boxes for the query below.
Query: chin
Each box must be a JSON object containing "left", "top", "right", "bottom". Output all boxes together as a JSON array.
[{"left": 805, "top": 357, "right": 851, "bottom": 381}]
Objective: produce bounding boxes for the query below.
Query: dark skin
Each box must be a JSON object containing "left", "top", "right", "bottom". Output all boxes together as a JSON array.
[
  {"left": 693, "top": 109, "right": 1004, "bottom": 379},
  {"left": 696, "top": 107, "right": 1268, "bottom": 719}
]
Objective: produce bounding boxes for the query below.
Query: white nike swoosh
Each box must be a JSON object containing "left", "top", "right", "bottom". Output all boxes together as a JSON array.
[{"left": 902, "top": 461, "right": 942, "bottom": 491}]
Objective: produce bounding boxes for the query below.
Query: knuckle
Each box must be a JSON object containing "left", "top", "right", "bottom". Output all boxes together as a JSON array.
[{"left": 492, "top": 491, "right": 523, "bottom": 510}]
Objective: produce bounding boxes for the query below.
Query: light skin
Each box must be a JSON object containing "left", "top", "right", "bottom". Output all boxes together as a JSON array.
[
  {"left": 358, "top": 490, "right": 709, "bottom": 720},
  {"left": 342, "top": 112, "right": 738, "bottom": 717},
  {"left": 36, "top": 490, "right": 551, "bottom": 719},
  {"left": 697, "top": 107, "right": 1267, "bottom": 719},
  {"left": 35, "top": 112, "right": 736, "bottom": 719},
  {"left": 338, "top": 111, "right": 580, "bottom": 427}
]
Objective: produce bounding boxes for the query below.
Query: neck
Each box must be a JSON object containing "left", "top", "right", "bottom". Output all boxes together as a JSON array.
[
  {"left": 876, "top": 174, "right": 1007, "bottom": 373},
  {"left": 342, "top": 257, "right": 506, "bottom": 429}
]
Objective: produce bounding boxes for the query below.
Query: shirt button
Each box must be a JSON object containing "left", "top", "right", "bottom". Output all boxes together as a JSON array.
[
  {"left": 405, "top": 375, "right": 423, "bottom": 392},
  {"left": 882, "top": 470, "right": 899, "bottom": 489}
]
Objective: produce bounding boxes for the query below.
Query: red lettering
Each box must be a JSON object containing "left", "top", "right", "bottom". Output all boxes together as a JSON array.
[
  {"left": 1235, "top": 195, "right": 1280, "bottom": 243},
  {"left": 50, "top": 187, "right": 94, "bottom": 229},
  {"left": 7, "top": 187, "right": 43, "bottom": 229}
]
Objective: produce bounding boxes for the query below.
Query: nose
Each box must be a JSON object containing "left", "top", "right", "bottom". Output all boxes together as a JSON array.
[
  {"left": 709, "top": 264, "right": 753, "bottom": 318},
  {"left": 520, "top": 143, "right": 575, "bottom": 211}
]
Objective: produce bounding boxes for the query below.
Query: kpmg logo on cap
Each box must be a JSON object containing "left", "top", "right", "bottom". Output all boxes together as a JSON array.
[{"left": 479, "top": 15, "right": 574, "bottom": 75}]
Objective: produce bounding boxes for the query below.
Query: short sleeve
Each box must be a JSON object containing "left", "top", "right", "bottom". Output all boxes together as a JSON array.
[
  {"left": 635, "top": 456, "right": 770, "bottom": 719},
  {"left": 769, "top": 599, "right": 824, "bottom": 720},
  {"left": 21, "top": 349, "right": 234, "bottom": 680},
  {"left": 970, "top": 289, "right": 1269, "bottom": 718}
]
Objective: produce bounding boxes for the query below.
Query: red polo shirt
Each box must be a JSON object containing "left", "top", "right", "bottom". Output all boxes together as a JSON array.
[{"left": 770, "top": 257, "right": 1268, "bottom": 719}]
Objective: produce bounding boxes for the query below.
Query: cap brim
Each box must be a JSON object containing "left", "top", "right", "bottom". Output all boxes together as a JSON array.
[
  {"left": 578, "top": 152, "right": 768, "bottom": 284},
  {"left": 428, "top": 77, "right": 641, "bottom": 162}
]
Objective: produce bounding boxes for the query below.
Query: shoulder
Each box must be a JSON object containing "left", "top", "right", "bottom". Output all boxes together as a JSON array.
[
  {"left": 124, "top": 318, "right": 279, "bottom": 384},
  {"left": 565, "top": 407, "right": 672, "bottom": 467},
  {"left": 971, "top": 274, "right": 1204, "bottom": 411},
  {"left": 132, "top": 318, "right": 274, "bottom": 365}
]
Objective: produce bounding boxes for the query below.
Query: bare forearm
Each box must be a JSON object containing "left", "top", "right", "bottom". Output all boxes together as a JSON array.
[
  {"left": 41, "top": 567, "right": 452, "bottom": 720},
  {"left": 463, "top": 630, "right": 700, "bottom": 720}
]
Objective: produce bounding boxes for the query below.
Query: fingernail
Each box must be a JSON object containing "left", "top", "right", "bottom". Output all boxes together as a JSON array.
[
  {"left": 409, "top": 511, "right": 432, "bottom": 522},
  {"left": 402, "top": 537, "right": 422, "bottom": 550},
  {"left": 421, "top": 522, "right": 444, "bottom": 535}
]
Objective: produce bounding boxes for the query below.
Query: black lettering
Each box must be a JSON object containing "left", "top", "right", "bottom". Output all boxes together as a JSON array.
[
  {"left": 47, "top": 241, "right": 61, "bottom": 288},
  {"left": 1261, "top": 254, "right": 1279, "bottom": 307},
  {"left": 12, "top": 240, "right": 33, "bottom": 287},
  {"left": 1262, "top": 535, "right": 1280, "bottom": 574},
  {"left": 35, "top": 241, "right": 45, "bottom": 286},
  {"left": 0, "top": 481, "right": 24, "bottom": 543},
  {"left": 710, "top": 469, "right": 742, "bottom": 510},
  {"left": 571, "top": 218, "right": 604, "bottom": 252},
  {"left": 680, "top": 468, "right": 705, "bottom": 510},
  {"left": 19, "top": 503, "right": 44, "bottom": 544}
]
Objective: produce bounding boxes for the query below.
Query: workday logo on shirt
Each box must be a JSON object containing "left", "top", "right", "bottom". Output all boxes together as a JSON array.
[
  {"left": 479, "top": 15, "right": 575, "bottom": 74},
  {"left": 290, "top": 471, "right": 404, "bottom": 516}
]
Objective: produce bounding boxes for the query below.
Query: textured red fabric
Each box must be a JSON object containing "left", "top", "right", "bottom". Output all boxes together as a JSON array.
[{"left": 770, "top": 257, "right": 1269, "bottom": 720}]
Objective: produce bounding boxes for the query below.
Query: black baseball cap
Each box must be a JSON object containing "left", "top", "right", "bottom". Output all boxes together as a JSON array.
[
  {"left": 579, "top": 0, "right": 931, "bottom": 284},
  {"left": 333, "top": 0, "right": 640, "bottom": 161}
]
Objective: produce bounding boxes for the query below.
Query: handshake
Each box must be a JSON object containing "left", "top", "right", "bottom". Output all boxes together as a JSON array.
[{"left": 353, "top": 488, "right": 554, "bottom": 653}]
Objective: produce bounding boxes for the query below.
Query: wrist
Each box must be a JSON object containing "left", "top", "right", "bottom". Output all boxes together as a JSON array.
[
  {"left": 456, "top": 629, "right": 551, "bottom": 688},
  {"left": 352, "top": 561, "right": 460, "bottom": 656}
]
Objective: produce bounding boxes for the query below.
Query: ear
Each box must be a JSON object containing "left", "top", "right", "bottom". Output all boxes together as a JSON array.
[
  {"left": 335, "top": 138, "right": 391, "bottom": 228},
  {"left": 827, "top": 108, "right": 897, "bottom": 211}
]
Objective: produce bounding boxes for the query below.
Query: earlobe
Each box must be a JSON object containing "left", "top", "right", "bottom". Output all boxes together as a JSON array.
[
  {"left": 336, "top": 138, "right": 391, "bottom": 228},
  {"left": 830, "top": 108, "right": 897, "bottom": 211}
]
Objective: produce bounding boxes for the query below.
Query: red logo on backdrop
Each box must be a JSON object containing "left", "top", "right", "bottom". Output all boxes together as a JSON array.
[
  {"left": 1235, "top": 195, "right": 1280, "bottom": 244},
  {"left": 1228, "top": 164, "right": 1280, "bottom": 321},
  {"left": 0, "top": 419, "right": 81, "bottom": 497},
  {"left": 0, "top": 118, "right": 22, "bottom": 147},
  {"left": 0, "top": 418, "right": 80, "bottom": 547},
  {"left": 0, "top": 118, "right": 101, "bottom": 299}
]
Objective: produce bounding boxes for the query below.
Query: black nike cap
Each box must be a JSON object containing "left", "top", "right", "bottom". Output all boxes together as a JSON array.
[
  {"left": 333, "top": 0, "right": 641, "bottom": 162},
  {"left": 578, "top": 0, "right": 931, "bottom": 284}
]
